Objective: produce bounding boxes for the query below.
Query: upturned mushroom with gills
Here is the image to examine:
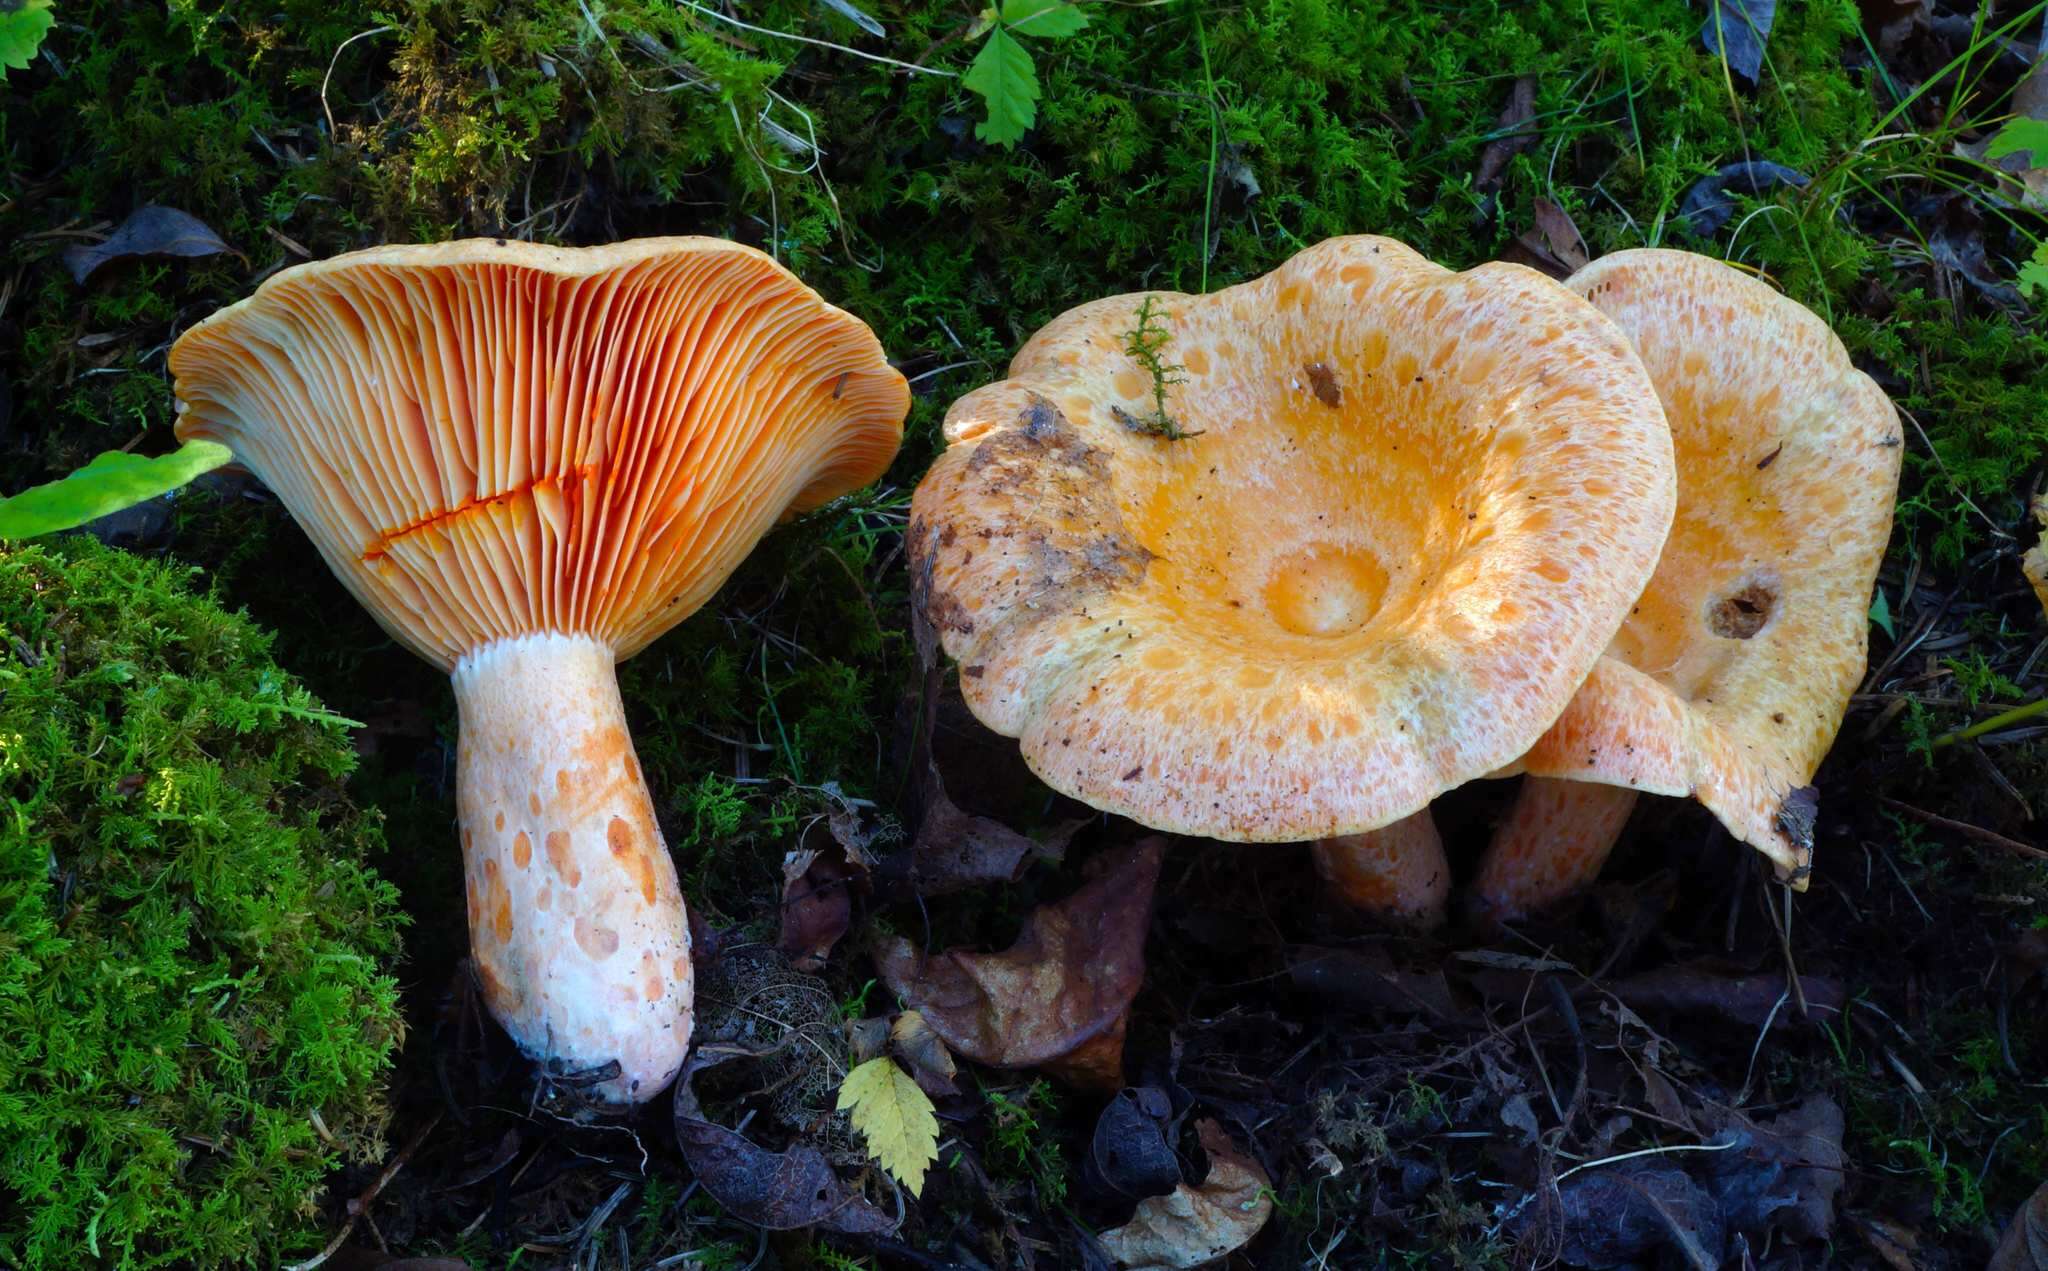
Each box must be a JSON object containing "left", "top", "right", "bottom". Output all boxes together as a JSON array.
[
  {"left": 170, "top": 239, "right": 908, "bottom": 1101},
  {"left": 908, "top": 236, "right": 1676, "bottom": 927},
  {"left": 1463, "top": 249, "right": 1902, "bottom": 922}
]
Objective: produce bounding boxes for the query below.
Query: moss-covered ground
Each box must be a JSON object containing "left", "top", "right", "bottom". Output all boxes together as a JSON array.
[{"left": 4, "top": 0, "right": 2048, "bottom": 1265}]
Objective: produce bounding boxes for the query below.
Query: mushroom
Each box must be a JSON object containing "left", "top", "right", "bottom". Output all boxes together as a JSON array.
[
  {"left": 1310, "top": 813, "right": 1451, "bottom": 931},
  {"left": 909, "top": 236, "right": 1675, "bottom": 923},
  {"left": 2025, "top": 495, "right": 2048, "bottom": 624},
  {"left": 170, "top": 239, "right": 908, "bottom": 1100},
  {"left": 1466, "top": 248, "right": 1902, "bottom": 922}
]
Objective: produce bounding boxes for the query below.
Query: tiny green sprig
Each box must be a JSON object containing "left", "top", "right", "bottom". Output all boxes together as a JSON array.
[{"left": 1114, "top": 295, "right": 1201, "bottom": 441}]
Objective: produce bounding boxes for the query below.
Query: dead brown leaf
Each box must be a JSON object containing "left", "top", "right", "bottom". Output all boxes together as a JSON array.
[
  {"left": 889, "top": 1009, "right": 960, "bottom": 1098},
  {"left": 1711, "top": 1095, "right": 1846, "bottom": 1242},
  {"left": 1857, "top": 0, "right": 1927, "bottom": 56},
  {"left": 63, "top": 206, "right": 243, "bottom": 284},
  {"left": 1609, "top": 961, "right": 1844, "bottom": 1032},
  {"left": 1991, "top": 1179, "right": 2048, "bottom": 1271},
  {"left": 1502, "top": 198, "right": 1591, "bottom": 279},
  {"left": 1475, "top": 77, "right": 1537, "bottom": 193},
  {"left": 672, "top": 1051, "right": 894, "bottom": 1235},
  {"left": 1089, "top": 1086, "right": 1182, "bottom": 1201},
  {"left": 892, "top": 759, "right": 1077, "bottom": 898},
  {"left": 1847, "top": 1212, "right": 1926, "bottom": 1271},
  {"left": 1533, "top": 198, "right": 1590, "bottom": 270},
  {"left": 778, "top": 847, "right": 860, "bottom": 972},
  {"left": 1099, "top": 1120, "right": 1272, "bottom": 1270},
  {"left": 876, "top": 838, "right": 1164, "bottom": 1084}
]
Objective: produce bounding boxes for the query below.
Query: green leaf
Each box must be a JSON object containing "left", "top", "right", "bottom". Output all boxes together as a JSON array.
[
  {"left": 0, "top": 441, "right": 234, "bottom": 540},
  {"left": 2018, "top": 240, "right": 2048, "bottom": 300},
  {"left": 964, "top": 26, "right": 1039, "bottom": 147},
  {"left": 0, "top": 0, "right": 54, "bottom": 76},
  {"left": 1868, "top": 587, "right": 1894, "bottom": 640},
  {"left": 1986, "top": 117, "right": 2048, "bottom": 163},
  {"left": 1001, "top": 0, "right": 1088, "bottom": 39}
]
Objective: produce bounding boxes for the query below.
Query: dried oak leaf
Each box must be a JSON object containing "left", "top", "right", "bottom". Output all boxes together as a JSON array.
[
  {"left": 1992, "top": 1180, "right": 2048, "bottom": 1271},
  {"left": 64, "top": 206, "right": 242, "bottom": 284},
  {"left": 877, "top": 838, "right": 1164, "bottom": 1080},
  {"left": 672, "top": 1051, "right": 893, "bottom": 1235},
  {"left": 1099, "top": 1119, "right": 1273, "bottom": 1270}
]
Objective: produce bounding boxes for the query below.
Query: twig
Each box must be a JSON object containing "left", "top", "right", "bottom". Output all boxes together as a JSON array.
[
  {"left": 321, "top": 26, "right": 395, "bottom": 142},
  {"left": 1879, "top": 796, "right": 2048, "bottom": 860},
  {"left": 1553, "top": 1138, "right": 1744, "bottom": 1183},
  {"left": 283, "top": 1111, "right": 444, "bottom": 1271},
  {"left": 675, "top": 0, "right": 955, "bottom": 76}
]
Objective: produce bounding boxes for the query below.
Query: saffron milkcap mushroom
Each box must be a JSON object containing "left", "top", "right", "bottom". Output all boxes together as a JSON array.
[
  {"left": 170, "top": 238, "right": 907, "bottom": 1101},
  {"left": 910, "top": 236, "right": 1676, "bottom": 920},
  {"left": 1468, "top": 248, "right": 1902, "bottom": 922}
]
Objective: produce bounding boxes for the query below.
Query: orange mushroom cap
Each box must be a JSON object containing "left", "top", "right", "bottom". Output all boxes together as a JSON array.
[
  {"left": 1490, "top": 249, "right": 1903, "bottom": 889},
  {"left": 170, "top": 238, "right": 907, "bottom": 1100},
  {"left": 910, "top": 236, "right": 1676, "bottom": 841},
  {"left": 2024, "top": 496, "right": 2048, "bottom": 624},
  {"left": 172, "top": 237, "right": 906, "bottom": 671}
]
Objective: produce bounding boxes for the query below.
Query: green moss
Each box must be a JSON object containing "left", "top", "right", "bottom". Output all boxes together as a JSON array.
[{"left": 0, "top": 537, "right": 405, "bottom": 1269}]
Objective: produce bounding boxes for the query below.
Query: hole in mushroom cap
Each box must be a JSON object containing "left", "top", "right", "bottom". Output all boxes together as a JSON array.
[
  {"left": 1263, "top": 544, "right": 1389, "bottom": 638},
  {"left": 1708, "top": 580, "right": 1777, "bottom": 639}
]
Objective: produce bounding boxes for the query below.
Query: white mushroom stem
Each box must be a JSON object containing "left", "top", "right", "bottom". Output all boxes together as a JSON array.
[
  {"left": 1469, "top": 778, "right": 1640, "bottom": 925},
  {"left": 451, "top": 633, "right": 693, "bottom": 1102},
  {"left": 1309, "top": 809, "right": 1450, "bottom": 931}
]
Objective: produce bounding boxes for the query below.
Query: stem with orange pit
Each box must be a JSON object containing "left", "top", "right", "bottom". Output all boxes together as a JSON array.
[{"left": 451, "top": 632, "right": 694, "bottom": 1102}]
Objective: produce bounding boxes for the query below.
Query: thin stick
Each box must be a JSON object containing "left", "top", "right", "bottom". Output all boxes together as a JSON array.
[
  {"left": 1880, "top": 796, "right": 2048, "bottom": 861},
  {"left": 1553, "top": 1138, "right": 1743, "bottom": 1183},
  {"left": 675, "top": 0, "right": 955, "bottom": 76},
  {"left": 321, "top": 26, "right": 395, "bottom": 141},
  {"left": 284, "top": 1111, "right": 444, "bottom": 1271}
]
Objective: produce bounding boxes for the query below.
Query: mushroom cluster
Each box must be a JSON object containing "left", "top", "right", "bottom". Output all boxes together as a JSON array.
[
  {"left": 910, "top": 238, "right": 1900, "bottom": 928},
  {"left": 173, "top": 238, "right": 908, "bottom": 1101}
]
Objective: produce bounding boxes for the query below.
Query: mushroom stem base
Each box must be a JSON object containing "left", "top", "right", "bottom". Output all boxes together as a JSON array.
[
  {"left": 451, "top": 632, "right": 693, "bottom": 1102},
  {"left": 1311, "top": 810, "right": 1450, "bottom": 931},
  {"left": 1469, "top": 779, "right": 1640, "bottom": 925}
]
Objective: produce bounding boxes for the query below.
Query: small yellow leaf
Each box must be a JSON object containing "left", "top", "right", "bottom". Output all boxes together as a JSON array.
[{"left": 837, "top": 1056, "right": 940, "bottom": 1197}]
